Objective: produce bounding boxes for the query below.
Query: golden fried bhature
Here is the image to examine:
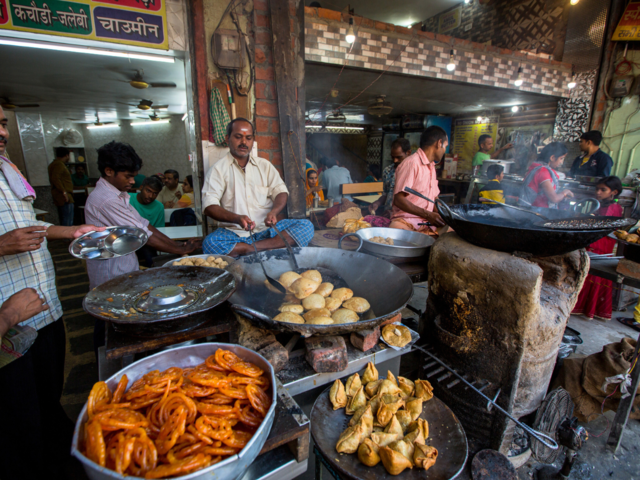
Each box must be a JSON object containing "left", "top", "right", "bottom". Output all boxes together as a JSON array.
[
  {"left": 301, "top": 269, "right": 322, "bottom": 284},
  {"left": 290, "top": 277, "right": 320, "bottom": 299},
  {"left": 303, "top": 308, "right": 332, "bottom": 322},
  {"left": 358, "top": 438, "right": 381, "bottom": 467},
  {"left": 379, "top": 446, "right": 413, "bottom": 475},
  {"left": 307, "top": 317, "right": 333, "bottom": 325},
  {"left": 264, "top": 279, "right": 285, "bottom": 293},
  {"left": 331, "top": 287, "right": 354, "bottom": 302},
  {"left": 345, "top": 373, "right": 362, "bottom": 397},
  {"left": 346, "top": 386, "right": 367, "bottom": 416},
  {"left": 382, "top": 324, "right": 412, "bottom": 348},
  {"left": 273, "top": 312, "right": 305, "bottom": 324},
  {"left": 362, "top": 362, "right": 378, "bottom": 384},
  {"left": 342, "top": 297, "right": 370, "bottom": 313},
  {"left": 283, "top": 294, "right": 301, "bottom": 304},
  {"left": 414, "top": 379, "right": 434, "bottom": 402},
  {"left": 302, "top": 294, "right": 325, "bottom": 310},
  {"left": 332, "top": 308, "right": 359, "bottom": 324},
  {"left": 406, "top": 418, "right": 429, "bottom": 440},
  {"left": 329, "top": 379, "right": 347, "bottom": 410},
  {"left": 406, "top": 397, "right": 424, "bottom": 421},
  {"left": 315, "top": 282, "right": 334, "bottom": 297},
  {"left": 336, "top": 425, "right": 364, "bottom": 454},
  {"left": 324, "top": 297, "right": 342, "bottom": 313},
  {"left": 413, "top": 444, "right": 438, "bottom": 470},
  {"left": 279, "top": 271, "right": 301, "bottom": 288},
  {"left": 398, "top": 376, "right": 415, "bottom": 398},
  {"left": 278, "top": 303, "right": 304, "bottom": 314}
]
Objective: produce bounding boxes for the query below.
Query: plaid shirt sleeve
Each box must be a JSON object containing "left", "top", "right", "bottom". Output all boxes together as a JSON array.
[{"left": 0, "top": 173, "right": 62, "bottom": 331}]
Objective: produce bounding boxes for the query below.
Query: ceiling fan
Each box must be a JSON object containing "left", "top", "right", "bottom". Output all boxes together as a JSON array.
[
  {"left": 137, "top": 111, "right": 168, "bottom": 121},
  {"left": 1, "top": 97, "right": 40, "bottom": 109},
  {"left": 128, "top": 69, "right": 176, "bottom": 89},
  {"left": 368, "top": 95, "right": 393, "bottom": 117},
  {"left": 70, "top": 114, "right": 117, "bottom": 126},
  {"left": 118, "top": 99, "right": 168, "bottom": 111}
]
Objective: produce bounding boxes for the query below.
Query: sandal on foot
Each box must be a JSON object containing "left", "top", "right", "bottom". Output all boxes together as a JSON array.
[{"left": 616, "top": 317, "right": 640, "bottom": 332}]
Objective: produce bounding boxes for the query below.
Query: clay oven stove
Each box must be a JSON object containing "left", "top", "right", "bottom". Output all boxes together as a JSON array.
[{"left": 423, "top": 234, "right": 588, "bottom": 454}]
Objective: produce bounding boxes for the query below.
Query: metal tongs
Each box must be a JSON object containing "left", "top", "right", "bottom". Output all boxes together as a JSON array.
[
  {"left": 412, "top": 344, "right": 559, "bottom": 450},
  {"left": 403, "top": 187, "right": 464, "bottom": 221}
]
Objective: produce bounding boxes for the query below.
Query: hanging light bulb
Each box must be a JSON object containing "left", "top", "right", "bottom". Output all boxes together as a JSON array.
[
  {"left": 568, "top": 71, "right": 577, "bottom": 89},
  {"left": 446, "top": 49, "right": 456, "bottom": 72},
  {"left": 465, "top": 0, "right": 472, "bottom": 4},
  {"left": 477, "top": 116, "right": 483, "bottom": 123},
  {"left": 514, "top": 66, "right": 523, "bottom": 87},
  {"left": 511, "top": 105, "right": 520, "bottom": 113},
  {"left": 570, "top": 0, "right": 579, "bottom": 5},
  {"left": 346, "top": 18, "right": 356, "bottom": 44}
]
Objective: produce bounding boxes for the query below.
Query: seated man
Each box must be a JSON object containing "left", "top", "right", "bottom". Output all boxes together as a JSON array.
[
  {"left": 478, "top": 164, "right": 505, "bottom": 204},
  {"left": 157, "top": 169, "right": 183, "bottom": 208},
  {"left": 202, "top": 118, "right": 314, "bottom": 256},
  {"left": 72, "top": 164, "right": 90, "bottom": 187},
  {"left": 320, "top": 157, "right": 353, "bottom": 204},
  {"left": 390, "top": 126, "right": 446, "bottom": 233}
]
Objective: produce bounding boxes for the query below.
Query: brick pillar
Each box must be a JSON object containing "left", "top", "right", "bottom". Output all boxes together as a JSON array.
[{"left": 253, "top": 0, "right": 284, "bottom": 177}]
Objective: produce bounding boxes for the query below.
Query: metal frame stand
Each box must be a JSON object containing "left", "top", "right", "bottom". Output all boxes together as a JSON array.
[{"left": 314, "top": 445, "right": 344, "bottom": 480}]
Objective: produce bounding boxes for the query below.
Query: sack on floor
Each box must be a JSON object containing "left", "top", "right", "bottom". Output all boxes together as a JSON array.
[{"left": 552, "top": 338, "right": 640, "bottom": 422}]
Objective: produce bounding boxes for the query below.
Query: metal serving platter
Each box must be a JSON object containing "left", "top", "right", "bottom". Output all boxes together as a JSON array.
[
  {"left": 311, "top": 383, "right": 468, "bottom": 480},
  {"left": 338, "top": 227, "right": 435, "bottom": 258},
  {"left": 71, "top": 343, "right": 276, "bottom": 480},
  {"left": 83, "top": 266, "right": 236, "bottom": 325},
  {"left": 70, "top": 226, "right": 148, "bottom": 260}
]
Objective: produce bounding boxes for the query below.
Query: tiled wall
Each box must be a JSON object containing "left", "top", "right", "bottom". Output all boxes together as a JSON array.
[{"left": 304, "top": 11, "right": 572, "bottom": 98}]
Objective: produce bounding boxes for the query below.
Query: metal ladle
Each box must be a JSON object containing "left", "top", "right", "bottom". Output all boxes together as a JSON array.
[
  {"left": 249, "top": 228, "right": 287, "bottom": 294},
  {"left": 490, "top": 199, "right": 549, "bottom": 221}
]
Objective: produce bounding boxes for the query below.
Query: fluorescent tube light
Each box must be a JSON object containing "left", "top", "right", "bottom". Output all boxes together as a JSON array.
[
  {"left": 306, "top": 125, "right": 365, "bottom": 131},
  {"left": 132, "top": 120, "right": 171, "bottom": 126},
  {"left": 86, "top": 124, "right": 120, "bottom": 130},
  {"left": 0, "top": 38, "right": 175, "bottom": 63}
]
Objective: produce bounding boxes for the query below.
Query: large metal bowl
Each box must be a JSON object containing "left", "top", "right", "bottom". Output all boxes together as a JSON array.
[
  {"left": 71, "top": 343, "right": 276, "bottom": 480},
  {"left": 338, "top": 227, "right": 434, "bottom": 258}
]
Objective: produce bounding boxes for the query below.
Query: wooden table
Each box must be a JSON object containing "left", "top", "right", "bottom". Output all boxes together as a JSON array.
[{"left": 309, "top": 229, "right": 429, "bottom": 283}]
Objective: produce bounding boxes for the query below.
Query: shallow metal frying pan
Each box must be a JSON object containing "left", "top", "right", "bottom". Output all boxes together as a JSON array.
[{"left": 227, "top": 247, "right": 414, "bottom": 337}]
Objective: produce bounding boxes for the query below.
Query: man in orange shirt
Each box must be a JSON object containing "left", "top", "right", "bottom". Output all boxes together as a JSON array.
[
  {"left": 390, "top": 126, "right": 447, "bottom": 233},
  {"left": 47, "top": 147, "right": 74, "bottom": 226}
]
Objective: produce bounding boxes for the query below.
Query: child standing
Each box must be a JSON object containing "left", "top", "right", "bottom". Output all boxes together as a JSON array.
[{"left": 572, "top": 176, "right": 623, "bottom": 320}]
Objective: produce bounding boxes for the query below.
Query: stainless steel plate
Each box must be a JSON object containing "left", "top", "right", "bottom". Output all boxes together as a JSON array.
[
  {"left": 83, "top": 266, "right": 236, "bottom": 324},
  {"left": 339, "top": 227, "right": 435, "bottom": 258},
  {"left": 69, "top": 226, "right": 148, "bottom": 260}
]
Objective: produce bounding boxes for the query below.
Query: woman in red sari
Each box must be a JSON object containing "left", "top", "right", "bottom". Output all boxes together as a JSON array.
[{"left": 572, "top": 176, "right": 623, "bottom": 320}]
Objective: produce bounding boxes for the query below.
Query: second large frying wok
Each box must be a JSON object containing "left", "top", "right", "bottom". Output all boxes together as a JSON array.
[
  {"left": 227, "top": 247, "right": 414, "bottom": 336},
  {"left": 436, "top": 203, "right": 630, "bottom": 257}
]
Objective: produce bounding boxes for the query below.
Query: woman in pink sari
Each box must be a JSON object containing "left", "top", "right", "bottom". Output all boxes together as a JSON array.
[{"left": 572, "top": 176, "right": 623, "bottom": 320}]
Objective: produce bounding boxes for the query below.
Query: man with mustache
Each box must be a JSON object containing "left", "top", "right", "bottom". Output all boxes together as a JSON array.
[
  {"left": 368, "top": 137, "right": 411, "bottom": 217},
  {"left": 202, "top": 118, "right": 314, "bottom": 256}
]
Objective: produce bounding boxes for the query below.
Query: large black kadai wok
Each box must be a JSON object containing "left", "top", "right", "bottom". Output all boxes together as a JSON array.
[
  {"left": 436, "top": 202, "right": 635, "bottom": 257},
  {"left": 228, "top": 247, "right": 414, "bottom": 337}
]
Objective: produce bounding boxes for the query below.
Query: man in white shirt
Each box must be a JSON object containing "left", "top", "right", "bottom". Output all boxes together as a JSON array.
[
  {"left": 320, "top": 157, "right": 353, "bottom": 203},
  {"left": 202, "top": 118, "right": 314, "bottom": 256}
]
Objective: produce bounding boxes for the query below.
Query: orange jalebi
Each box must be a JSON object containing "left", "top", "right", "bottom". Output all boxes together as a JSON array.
[{"left": 81, "top": 349, "right": 269, "bottom": 478}]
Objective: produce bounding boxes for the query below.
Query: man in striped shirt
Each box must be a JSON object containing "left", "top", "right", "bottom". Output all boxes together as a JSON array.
[
  {"left": 0, "top": 105, "right": 105, "bottom": 479},
  {"left": 84, "top": 141, "right": 200, "bottom": 353}
]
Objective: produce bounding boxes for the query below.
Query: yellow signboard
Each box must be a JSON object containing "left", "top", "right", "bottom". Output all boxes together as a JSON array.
[
  {"left": 438, "top": 7, "right": 461, "bottom": 34},
  {"left": 0, "top": 0, "right": 168, "bottom": 50},
  {"left": 452, "top": 118, "right": 498, "bottom": 173},
  {"left": 613, "top": 0, "right": 640, "bottom": 41}
]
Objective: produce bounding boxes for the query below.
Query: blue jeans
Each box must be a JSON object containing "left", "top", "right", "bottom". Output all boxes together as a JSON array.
[{"left": 57, "top": 203, "right": 74, "bottom": 226}]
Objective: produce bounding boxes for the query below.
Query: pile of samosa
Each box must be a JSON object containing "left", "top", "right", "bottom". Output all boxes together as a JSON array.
[{"left": 330, "top": 362, "right": 438, "bottom": 475}]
